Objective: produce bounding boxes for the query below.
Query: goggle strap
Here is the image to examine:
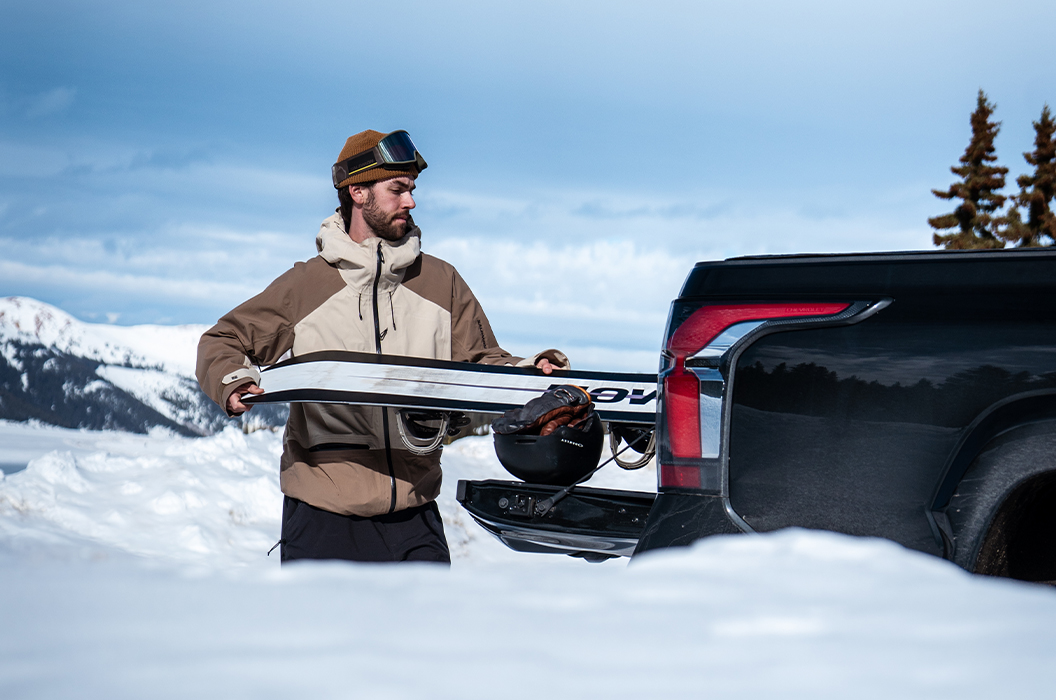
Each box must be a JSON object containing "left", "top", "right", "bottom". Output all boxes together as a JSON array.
[{"left": 343, "top": 151, "right": 378, "bottom": 174}]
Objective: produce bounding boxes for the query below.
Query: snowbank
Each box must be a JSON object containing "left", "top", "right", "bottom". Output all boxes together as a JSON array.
[
  {"left": 2, "top": 529, "right": 1054, "bottom": 699},
  {"left": 0, "top": 424, "right": 282, "bottom": 564},
  {"left": 2, "top": 422, "right": 1054, "bottom": 698},
  {"left": 0, "top": 421, "right": 654, "bottom": 566}
]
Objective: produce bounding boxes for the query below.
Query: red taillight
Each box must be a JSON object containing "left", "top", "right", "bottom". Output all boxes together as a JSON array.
[
  {"left": 667, "top": 302, "right": 851, "bottom": 360},
  {"left": 664, "top": 363, "right": 701, "bottom": 458},
  {"left": 659, "top": 301, "right": 851, "bottom": 491},
  {"left": 660, "top": 464, "right": 702, "bottom": 489}
]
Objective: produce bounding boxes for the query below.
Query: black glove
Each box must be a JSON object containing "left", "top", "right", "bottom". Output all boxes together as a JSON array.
[{"left": 492, "top": 385, "right": 594, "bottom": 437}]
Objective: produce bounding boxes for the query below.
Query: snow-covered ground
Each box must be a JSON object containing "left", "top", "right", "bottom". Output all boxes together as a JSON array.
[
  {"left": 0, "top": 420, "right": 654, "bottom": 566},
  {"left": 2, "top": 420, "right": 1055, "bottom": 698}
]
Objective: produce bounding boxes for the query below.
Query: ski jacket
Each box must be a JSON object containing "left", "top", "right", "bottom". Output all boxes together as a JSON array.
[{"left": 197, "top": 213, "right": 566, "bottom": 517}]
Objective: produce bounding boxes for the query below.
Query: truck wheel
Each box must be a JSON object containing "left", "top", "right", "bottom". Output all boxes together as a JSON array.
[{"left": 974, "top": 471, "right": 1056, "bottom": 583}]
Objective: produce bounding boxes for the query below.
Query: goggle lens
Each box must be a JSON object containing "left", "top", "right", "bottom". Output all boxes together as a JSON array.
[{"left": 376, "top": 131, "right": 418, "bottom": 165}]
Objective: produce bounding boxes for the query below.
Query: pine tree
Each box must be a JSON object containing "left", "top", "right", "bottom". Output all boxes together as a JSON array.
[
  {"left": 929, "top": 90, "right": 1008, "bottom": 249},
  {"left": 1000, "top": 105, "right": 1056, "bottom": 247}
]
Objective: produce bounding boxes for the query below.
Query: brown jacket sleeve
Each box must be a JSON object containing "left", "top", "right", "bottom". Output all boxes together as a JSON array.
[{"left": 196, "top": 258, "right": 341, "bottom": 415}]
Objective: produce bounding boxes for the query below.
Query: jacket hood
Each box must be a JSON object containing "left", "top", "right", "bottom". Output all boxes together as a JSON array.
[{"left": 315, "top": 212, "right": 421, "bottom": 291}]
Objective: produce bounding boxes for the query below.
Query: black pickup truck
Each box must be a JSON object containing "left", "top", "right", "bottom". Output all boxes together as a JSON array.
[{"left": 458, "top": 248, "right": 1056, "bottom": 582}]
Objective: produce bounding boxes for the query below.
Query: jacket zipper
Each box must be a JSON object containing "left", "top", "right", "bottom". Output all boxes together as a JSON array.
[{"left": 373, "top": 241, "right": 398, "bottom": 514}]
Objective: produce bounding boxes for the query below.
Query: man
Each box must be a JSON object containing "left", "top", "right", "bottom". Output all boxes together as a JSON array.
[{"left": 196, "top": 129, "right": 566, "bottom": 564}]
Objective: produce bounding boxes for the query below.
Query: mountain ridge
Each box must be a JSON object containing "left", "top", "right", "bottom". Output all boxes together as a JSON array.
[{"left": 0, "top": 297, "right": 286, "bottom": 435}]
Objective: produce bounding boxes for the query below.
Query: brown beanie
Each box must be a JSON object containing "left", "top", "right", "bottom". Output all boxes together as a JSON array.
[{"left": 332, "top": 129, "right": 425, "bottom": 189}]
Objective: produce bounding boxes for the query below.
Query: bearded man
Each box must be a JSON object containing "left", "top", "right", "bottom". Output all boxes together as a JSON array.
[{"left": 196, "top": 129, "right": 565, "bottom": 564}]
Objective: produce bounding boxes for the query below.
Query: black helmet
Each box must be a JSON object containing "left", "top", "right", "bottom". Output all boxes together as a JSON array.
[
  {"left": 492, "top": 386, "right": 604, "bottom": 486},
  {"left": 493, "top": 414, "right": 604, "bottom": 486}
]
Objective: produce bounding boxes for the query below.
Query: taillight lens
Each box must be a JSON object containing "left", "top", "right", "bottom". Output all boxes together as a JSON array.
[
  {"left": 666, "top": 303, "right": 851, "bottom": 359},
  {"left": 658, "top": 301, "right": 850, "bottom": 491},
  {"left": 664, "top": 365, "right": 701, "bottom": 458}
]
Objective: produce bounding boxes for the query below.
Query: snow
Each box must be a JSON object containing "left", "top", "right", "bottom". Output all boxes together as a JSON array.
[
  {"left": 0, "top": 420, "right": 125, "bottom": 475},
  {"left": 0, "top": 423, "right": 283, "bottom": 564},
  {"left": 2, "top": 422, "right": 1055, "bottom": 698},
  {"left": 94, "top": 364, "right": 217, "bottom": 430},
  {"left": 0, "top": 420, "right": 652, "bottom": 566}
]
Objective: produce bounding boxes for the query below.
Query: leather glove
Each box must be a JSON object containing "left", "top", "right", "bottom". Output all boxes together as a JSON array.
[{"left": 492, "top": 385, "right": 595, "bottom": 437}]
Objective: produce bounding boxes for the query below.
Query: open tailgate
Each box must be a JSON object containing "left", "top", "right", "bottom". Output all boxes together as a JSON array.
[{"left": 456, "top": 479, "right": 656, "bottom": 560}]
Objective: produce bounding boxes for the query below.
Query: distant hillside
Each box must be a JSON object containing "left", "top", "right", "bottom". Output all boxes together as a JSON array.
[{"left": 0, "top": 297, "right": 286, "bottom": 435}]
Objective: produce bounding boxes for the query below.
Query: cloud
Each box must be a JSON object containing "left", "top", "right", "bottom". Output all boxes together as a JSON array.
[
  {"left": 420, "top": 186, "right": 935, "bottom": 256},
  {"left": 0, "top": 232, "right": 679, "bottom": 371},
  {"left": 0, "top": 174, "right": 936, "bottom": 371},
  {"left": 0, "top": 141, "right": 70, "bottom": 178},
  {"left": 25, "top": 87, "right": 76, "bottom": 118},
  {"left": 0, "top": 142, "right": 333, "bottom": 247},
  {"left": 0, "top": 220, "right": 310, "bottom": 325},
  {"left": 0, "top": 257, "right": 260, "bottom": 306}
]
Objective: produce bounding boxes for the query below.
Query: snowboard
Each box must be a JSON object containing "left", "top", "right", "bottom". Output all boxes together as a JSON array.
[{"left": 243, "top": 350, "right": 657, "bottom": 426}]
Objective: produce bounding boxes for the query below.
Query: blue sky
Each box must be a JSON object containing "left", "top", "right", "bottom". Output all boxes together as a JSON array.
[{"left": 2, "top": 1, "right": 1055, "bottom": 368}]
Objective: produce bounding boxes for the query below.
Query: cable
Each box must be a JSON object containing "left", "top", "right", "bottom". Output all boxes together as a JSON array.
[
  {"left": 533, "top": 430, "right": 651, "bottom": 517},
  {"left": 395, "top": 410, "right": 450, "bottom": 455},
  {"left": 609, "top": 428, "right": 655, "bottom": 470}
]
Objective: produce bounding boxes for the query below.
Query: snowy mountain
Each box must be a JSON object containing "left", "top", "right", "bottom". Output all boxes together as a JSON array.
[{"left": 0, "top": 297, "right": 286, "bottom": 435}]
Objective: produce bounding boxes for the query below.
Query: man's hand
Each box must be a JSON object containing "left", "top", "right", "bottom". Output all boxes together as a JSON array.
[
  {"left": 227, "top": 383, "right": 264, "bottom": 414},
  {"left": 535, "top": 358, "right": 554, "bottom": 375}
]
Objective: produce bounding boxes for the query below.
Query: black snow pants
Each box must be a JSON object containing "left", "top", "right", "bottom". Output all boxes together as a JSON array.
[{"left": 279, "top": 496, "right": 451, "bottom": 565}]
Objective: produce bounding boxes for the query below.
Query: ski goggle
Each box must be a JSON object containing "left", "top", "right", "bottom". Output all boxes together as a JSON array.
[{"left": 332, "top": 130, "right": 428, "bottom": 188}]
